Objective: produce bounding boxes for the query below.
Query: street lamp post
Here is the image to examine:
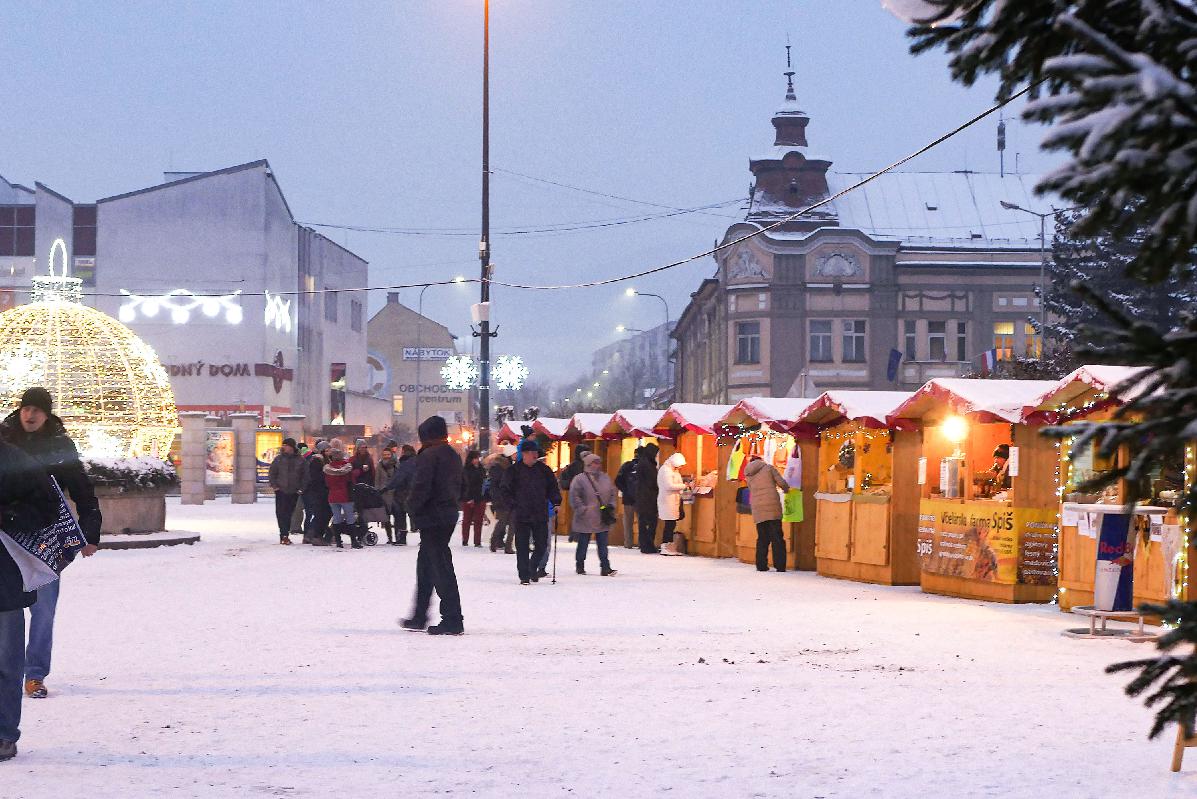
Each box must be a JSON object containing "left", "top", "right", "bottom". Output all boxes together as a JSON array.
[
  {"left": 625, "top": 288, "right": 670, "bottom": 330},
  {"left": 999, "top": 201, "right": 1051, "bottom": 353},
  {"left": 476, "top": 0, "right": 497, "bottom": 452}
]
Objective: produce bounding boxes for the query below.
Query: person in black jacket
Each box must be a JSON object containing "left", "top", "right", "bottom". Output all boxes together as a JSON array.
[
  {"left": 557, "top": 444, "right": 591, "bottom": 490},
  {"left": 302, "top": 441, "right": 332, "bottom": 545},
  {"left": 486, "top": 448, "right": 514, "bottom": 553},
  {"left": 0, "top": 433, "right": 65, "bottom": 761},
  {"left": 634, "top": 443, "right": 661, "bottom": 554},
  {"left": 383, "top": 444, "right": 418, "bottom": 545},
  {"left": 459, "top": 450, "right": 486, "bottom": 547},
  {"left": 400, "top": 417, "right": 465, "bottom": 635},
  {"left": 0, "top": 388, "right": 101, "bottom": 701},
  {"left": 500, "top": 438, "right": 562, "bottom": 584},
  {"left": 614, "top": 448, "right": 641, "bottom": 550}
]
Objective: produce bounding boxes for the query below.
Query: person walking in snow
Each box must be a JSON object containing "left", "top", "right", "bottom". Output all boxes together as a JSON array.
[
  {"left": 656, "top": 452, "right": 687, "bottom": 557},
  {"left": 323, "top": 443, "right": 360, "bottom": 549},
  {"left": 500, "top": 439, "right": 561, "bottom": 585},
  {"left": 302, "top": 441, "right": 332, "bottom": 545},
  {"left": 614, "top": 448, "right": 640, "bottom": 549},
  {"left": 485, "top": 448, "right": 514, "bottom": 553},
  {"left": 744, "top": 455, "right": 789, "bottom": 572},
  {"left": 400, "top": 416, "right": 465, "bottom": 635},
  {"left": 0, "top": 387, "right": 102, "bottom": 702},
  {"left": 268, "top": 438, "right": 305, "bottom": 545},
  {"left": 460, "top": 450, "right": 487, "bottom": 547},
  {"left": 569, "top": 453, "right": 617, "bottom": 576},
  {"left": 376, "top": 445, "right": 403, "bottom": 545},
  {"left": 634, "top": 443, "right": 660, "bottom": 554},
  {"left": 0, "top": 438, "right": 60, "bottom": 762}
]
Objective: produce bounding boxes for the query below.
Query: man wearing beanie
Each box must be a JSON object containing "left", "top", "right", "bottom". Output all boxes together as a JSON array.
[
  {"left": 0, "top": 387, "right": 102, "bottom": 703},
  {"left": 499, "top": 438, "right": 561, "bottom": 585},
  {"left": 268, "top": 437, "right": 306, "bottom": 545},
  {"left": 400, "top": 416, "right": 465, "bottom": 635}
]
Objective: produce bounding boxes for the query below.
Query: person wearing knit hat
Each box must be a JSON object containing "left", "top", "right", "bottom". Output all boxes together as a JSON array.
[{"left": 268, "top": 438, "right": 305, "bottom": 545}]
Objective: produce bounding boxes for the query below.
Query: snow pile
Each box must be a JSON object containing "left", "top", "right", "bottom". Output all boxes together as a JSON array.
[{"left": 82, "top": 456, "right": 177, "bottom": 491}]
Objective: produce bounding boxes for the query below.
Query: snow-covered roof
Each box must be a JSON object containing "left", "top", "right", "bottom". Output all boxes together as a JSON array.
[
  {"left": 719, "top": 397, "right": 817, "bottom": 432},
  {"left": 656, "top": 404, "right": 735, "bottom": 435},
  {"left": 602, "top": 409, "right": 668, "bottom": 438},
  {"left": 495, "top": 421, "right": 524, "bottom": 443},
  {"left": 795, "top": 391, "right": 914, "bottom": 429},
  {"left": 888, "top": 378, "right": 1059, "bottom": 425},
  {"left": 531, "top": 417, "right": 572, "bottom": 440},
  {"left": 747, "top": 171, "right": 1048, "bottom": 250},
  {"left": 565, "top": 413, "right": 614, "bottom": 439},
  {"left": 1030, "top": 365, "right": 1150, "bottom": 411}
]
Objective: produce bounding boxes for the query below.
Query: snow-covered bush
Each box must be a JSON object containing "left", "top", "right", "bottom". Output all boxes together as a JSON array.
[{"left": 83, "top": 456, "right": 178, "bottom": 491}]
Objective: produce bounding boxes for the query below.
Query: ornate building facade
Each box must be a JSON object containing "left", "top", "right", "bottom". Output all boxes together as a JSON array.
[{"left": 674, "top": 74, "right": 1049, "bottom": 403}]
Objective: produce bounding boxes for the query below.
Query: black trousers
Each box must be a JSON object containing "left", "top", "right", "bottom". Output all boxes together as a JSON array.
[
  {"left": 661, "top": 519, "right": 677, "bottom": 544},
  {"left": 513, "top": 519, "right": 549, "bottom": 581},
  {"left": 304, "top": 493, "right": 330, "bottom": 539},
  {"left": 275, "top": 492, "right": 299, "bottom": 537},
  {"left": 390, "top": 500, "right": 409, "bottom": 532},
  {"left": 489, "top": 509, "right": 511, "bottom": 549},
  {"left": 755, "top": 519, "right": 787, "bottom": 571},
  {"left": 638, "top": 511, "right": 659, "bottom": 553},
  {"left": 410, "top": 525, "right": 463, "bottom": 626}
]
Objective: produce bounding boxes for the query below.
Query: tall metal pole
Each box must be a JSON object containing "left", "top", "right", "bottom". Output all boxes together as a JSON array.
[
  {"left": 415, "top": 284, "right": 430, "bottom": 431},
  {"left": 478, "top": 0, "right": 493, "bottom": 451},
  {"left": 1038, "top": 213, "right": 1047, "bottom": 355}
]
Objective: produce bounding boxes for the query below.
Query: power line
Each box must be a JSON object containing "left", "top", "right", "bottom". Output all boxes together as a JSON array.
[{"left": 81, "top": 84, "right": 1035, "bottom": 300}]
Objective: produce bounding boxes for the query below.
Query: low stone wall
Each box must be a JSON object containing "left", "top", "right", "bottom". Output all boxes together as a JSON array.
[{"left": 92, "top": 487, "right": 168, "bottom": 535}]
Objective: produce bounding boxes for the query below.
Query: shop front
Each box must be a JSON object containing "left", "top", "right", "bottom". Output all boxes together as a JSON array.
[
  {"left": 653, "top": 404, "right": 732, "bottom": 558},
  {"left": 792, "top": 391, "right": 918, "bottom": 586},
  {"left": 889, "top": 379, "right": 1060, "bottom": 603}
]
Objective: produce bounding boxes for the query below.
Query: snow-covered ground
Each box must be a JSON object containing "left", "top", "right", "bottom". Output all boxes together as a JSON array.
[{"left": 4, "top": 497, "right": 1191, "bottom": 798}]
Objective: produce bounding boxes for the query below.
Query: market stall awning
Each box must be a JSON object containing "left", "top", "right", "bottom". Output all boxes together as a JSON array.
[
  {"left": 531, "top": 417, "right": 573, "bottom": 440},
  {"left": 718, "top": 397, "right": 816, "bottom": 432},
  {"left": 495, "top": 421, "right": 524, "bottom": 443},
  {"left": 1029, "top": 365, "right": 1149, "bottom": 416},
  {"left": 656, "top": 403, "right": 734, "bottom": 436},
  {"left": 887, "top": 378, "right": 1058, "bottom": 425},
  {"left": 793, "top": 390, "right": 914, "bottom": 431},
  {"left": 565, "top": 412, "right": 614, "bottom": 439},
  {"left": 602, "top": 409, "right": 668, "bottom": 438}
]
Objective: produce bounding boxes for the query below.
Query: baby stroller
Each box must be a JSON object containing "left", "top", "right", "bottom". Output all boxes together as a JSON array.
[{"left": 352, "top": 482, "right": 388, "bottom": 547}]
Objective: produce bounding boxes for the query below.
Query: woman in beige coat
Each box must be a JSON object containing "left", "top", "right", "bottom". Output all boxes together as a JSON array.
[{"left": 743, "top": 456, "right": 788, "bottom": 572}]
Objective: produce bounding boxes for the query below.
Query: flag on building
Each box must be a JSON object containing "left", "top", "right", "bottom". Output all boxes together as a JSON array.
[
  {"left": 886, "top": 349, "right": 903, "bottom": 382},
  {"left": 980, "top": 348, "right": 999, "bottom": 376}
]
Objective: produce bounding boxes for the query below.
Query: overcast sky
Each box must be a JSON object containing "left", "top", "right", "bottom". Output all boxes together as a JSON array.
[{"left": 2, "top": 0, "right": 1059, "bottom": 393}]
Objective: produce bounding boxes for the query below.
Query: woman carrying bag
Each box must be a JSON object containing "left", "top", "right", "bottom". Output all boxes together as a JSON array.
[{"left": 568, "top": 453, "right": 618, "bottom": 576}]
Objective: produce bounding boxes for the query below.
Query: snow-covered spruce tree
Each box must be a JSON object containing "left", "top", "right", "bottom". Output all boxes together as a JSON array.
[{"left": 905, "top": 0, "right": 1197, "bottom": 740}]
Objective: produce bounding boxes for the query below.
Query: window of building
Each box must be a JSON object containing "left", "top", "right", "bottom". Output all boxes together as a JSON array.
[
  {"left": 903, "top": 320, "right": 917, "bottom": 361},
  {"left": 956, "top": 321, "right": 968, "bottom": 362},
  {"left": 72, "top": 205, "right": 97, "bottom": 257},
  {"left": 994, "top": 322, "right": 1015, "bottom": 360},
  {"left": 324, "top": 289, "right": 338, "bottom": 323},
  {"left": 735, "top": 321, "right": 760, "bottom": 364},
  {"left": 0, "top": 206, "right": 35, "bottom": 257},
  {"left": 809, "top": 320, "right": 833, "bottom": 362},
  {"left": 392, "top": 394, "right": 404, "bottom": 415},
  {"left": 928, "top": 321, "right": 947, "bottom": 362},
  {"left": 1024, "top": 322, "right": 1042, "bottom": 358},
  {"left": 350, "top": 299, "right": 363, "bottom": 332},
  {"left": 842, "top": 320, "right": 867, "bottom": 363}
]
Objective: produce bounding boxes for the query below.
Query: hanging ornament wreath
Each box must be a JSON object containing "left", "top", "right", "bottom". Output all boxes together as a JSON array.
[{"left": 838, "top": 441, "right": 856, "bottom": 469}]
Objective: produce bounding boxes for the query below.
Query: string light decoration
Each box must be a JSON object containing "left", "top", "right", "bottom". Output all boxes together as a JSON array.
[
  {"left": 0, "top": 239, "right": 178, "bottom": 457},
  {"left": 118, "top": 288, "right": 244, "bottom": 325},
  {"left": 492, "top": 355, "right": 529, "bottom": 391},
  {"left": 441, "top": 355, "right": 479, "bottom": 391},
  {"left": 264, "top": 290, "right": 292, "bottom": 333}
]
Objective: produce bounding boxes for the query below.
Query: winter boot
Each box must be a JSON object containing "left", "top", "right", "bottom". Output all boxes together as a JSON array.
[
  {"left": 399, "top": 617, "right": 427, "bottom": 631},
  {"left": 351, "top": 527, "right": 365, "bottom": 549},
  {"left": 384, "top": 520, "right": 395, "bottom": 545},
  {"left": 333, "top": 524, "right": 344, "bottom": 549},
  {"left": 601, "top": 567, "right": 617, "bottom": 576},
  {"left": 427, "top": 622, "right": 464, "bottom": 636},
  {"left": 0, "top": 740, "right": 15, "bottom": 762},
  {"left": 279, "top": 534, "right": 291, "bottom": 545},
  {"left": 396, "top": 530, "right": 407, "bottom": 546},
  {"left": 24, "top": 679, "right": 46, "bottom": 699},
  {"left": 576, "top": 564, "right": 586, "bottom": 575}
]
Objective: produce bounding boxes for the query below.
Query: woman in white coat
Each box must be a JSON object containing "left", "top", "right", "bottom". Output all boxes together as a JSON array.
[{"left": 656, "top": 452, "right": 687, "bottom": 556}]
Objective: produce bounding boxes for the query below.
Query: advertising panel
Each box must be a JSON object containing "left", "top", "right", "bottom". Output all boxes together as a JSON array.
[
  {"left": 255, "top": 430, "right": 283, "bottom": 484},
  {"left": 917, "top": 500, "right": 1057, "bottom": 584},
  {"left": 205, "top": 430, "right": 235, "bottom": 486}
]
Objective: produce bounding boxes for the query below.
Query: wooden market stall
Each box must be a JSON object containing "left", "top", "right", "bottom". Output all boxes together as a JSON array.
[
  {"left": 653, "top": 404, "right": 733, "bottom": 558},
  {"left": 564, "top": 413, "right": 614, "bottom": 469},
  {"left": 495, "top": 421, "right": 524, "bottom": 444},
  {"left": 793, "top": 391, "right": 919, "bottom": 586},
  {"left": 1029, "top": 365, "right": 1192, "bottom": 611},
  {"left": 601, "top": 409, "right": 669, "bottom": 547},
  {"left": 531, "top": 417, "right": 576, "bottom": 534},
  {"left": 888, "top": 378, "right": 1060, "bottom": 603},
  {"left": 717, "top": 397, "right": 817, "bottom": 571}
]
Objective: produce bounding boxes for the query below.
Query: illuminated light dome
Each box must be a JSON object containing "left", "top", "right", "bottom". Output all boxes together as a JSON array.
[{"left": 0, "top": 239, "right": 178, "bottom": 457}]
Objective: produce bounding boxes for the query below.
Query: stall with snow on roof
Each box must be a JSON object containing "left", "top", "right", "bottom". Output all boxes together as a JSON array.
[
  {"left": 889, "top": 378, "right": 1060, "bottom": 603},
  {"left": 794, "top": 391, "right": 918, "bottom": 586},
  {"left": 1030, "top": 366, "right": 1189, "bottom": 613},
  {"left": 717, "top": 397, "right": 816, "bottom": 570},
  {"left": 654, "top": 404, "right": 732, "bottom": 557},
  {"left": 601, "top": 409, "right": 668, "bottom": 547}
]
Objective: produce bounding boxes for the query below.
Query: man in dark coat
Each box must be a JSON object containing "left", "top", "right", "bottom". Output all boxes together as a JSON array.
[
  {"left": 614, "top": 447, "right": 641, "bottom": 549},
  {"left": 557, "top": 444, "right": 591, "bottom": 490},
  {"left": 267, "top": 438, "right": 305, "bottom": 545},
  {"left": 400, "top": 417, "right": 465, "bottom": 635},
  {"left": 500, "top": 438, "right": 562, "bottom": 584},
  {"left": 0, "top": 387, "right": 101, "bottom": 701},
  {"left": 383, "top": 444, "right": 418, "bottom": 545},
  {"left": 302, "top": 441, "right": 332, "bottom": 545},
  {"left": 0, "top": 432, "right": 67, "bottom": 761},
  {"left": 634, "top": 443, "right": 661, "bottom": 554}
]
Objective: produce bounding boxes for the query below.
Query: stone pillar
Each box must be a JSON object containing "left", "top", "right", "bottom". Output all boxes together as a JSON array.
[
  {"left": 230, "top": 413, "right": 259, "bottom": 504},
  {"left": 276, "top": 414, "right": 307, "bottom": 447},
  {"left": 179, "top": 412, "right": 209, "bottom": 505},
  {"left": 205, "top": 416, "right": 220, "bottom": 500}
]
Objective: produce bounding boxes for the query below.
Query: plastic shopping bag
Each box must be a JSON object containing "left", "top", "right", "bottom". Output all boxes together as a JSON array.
[{"left": 781, "top": 489, "right": 804, "bottom": 523}]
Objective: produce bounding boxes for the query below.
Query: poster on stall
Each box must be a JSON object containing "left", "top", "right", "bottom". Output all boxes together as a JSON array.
[
  {"left": 1095, "top": 512, "right": 1134, "bottom": 612},
  {"left": 255, "top": 430, "right": 284, "bottom": 484},
  {"left": 205, "top": 430, "right": 235, "bottom": 486},
  {"left": 916, "top": 500, "right": 1057, "bottom": 584}
]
